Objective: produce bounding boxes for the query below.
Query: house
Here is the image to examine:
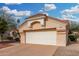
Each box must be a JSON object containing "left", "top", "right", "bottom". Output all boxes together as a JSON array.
[{"left": 18, "top": 14, "right": 69, "bottom": 46}]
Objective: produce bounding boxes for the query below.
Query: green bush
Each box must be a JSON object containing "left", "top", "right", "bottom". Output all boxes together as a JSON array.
[{"left": 68, "top": 34, "right": 77, "bottom": 41}]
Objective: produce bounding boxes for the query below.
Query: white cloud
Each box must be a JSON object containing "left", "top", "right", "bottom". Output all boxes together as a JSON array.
[
  {"left": 38, "top": 4, "right": 56, "bottom": 16},
  {"left": 38, "top": 9, "right": 48, "bottom": 16},
  {"left": 61, "top": 14, "right": 79, "bottom": 21},
  {"left": 61, "top": 4, "right": 79, "bottom": 21},
  {"left": 61, "top": 14, "right": 78, "bottom": 21},
  {"left": 0, "top": 6, "right": 31, "bottom": 17},
  {"left": 62, "top": 14, "right": 77, "bottom": 19},
  {"left": 44, "top": 4, "right": 56, "bottom": 11},
  {"left": 0, "top": 6, "right": 13, "bottom": 14},
  {"left": 39, "top": 9, "right": 43, "bottom": 12},
  {"left": 11, "top": 9, "right": 31, "bottom": 17},
  {"left": 62, "top": 5, "right": 79, "bottom": 14},
  {"left": 42, "top": 12, "right": 48, "bottom": 16},
  {"left": 1, "top": 6, "right": 10, "bottom": 11}
]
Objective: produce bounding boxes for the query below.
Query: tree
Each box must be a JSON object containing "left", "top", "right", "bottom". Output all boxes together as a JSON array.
[
  {"left": 0, "top": 16, "right": 8, "bottom": 41},
  {"left": 2, "top": 13, "right": 17, "bottom": 31},
  {"left": 17, "top": 19, "right": 20, "bottom": 24},
  {"left": 0, "top": 12, "right": 17, "bottom": 41},
  {"left": 69, "top": 20, "right": 79, "bottom": 31}
]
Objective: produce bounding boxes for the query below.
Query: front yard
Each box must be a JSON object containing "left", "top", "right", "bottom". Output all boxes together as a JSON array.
[
  {"left": 54, "top": 40, "right": 79, "bottom": 56},
  {"left": 0, "top": 38, "right": 79, "bottom": 56},
  {"left": 0, "top": 43, "right": 12, "bottom": 49},
  {"left": 0, "top": 40, "right": 18, "bottom": 49},
  {"left": 0, "top": 41, "right": 79, "bottom": 56}
]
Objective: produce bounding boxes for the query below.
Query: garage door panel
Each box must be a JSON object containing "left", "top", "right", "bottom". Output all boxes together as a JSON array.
[{"left": 26, "top": 31, "right": 57, "bottom": 45}]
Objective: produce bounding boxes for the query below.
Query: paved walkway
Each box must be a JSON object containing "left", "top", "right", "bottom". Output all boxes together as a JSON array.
[{"left": 0, "top": 44, "right": 58, "bottom": 56}]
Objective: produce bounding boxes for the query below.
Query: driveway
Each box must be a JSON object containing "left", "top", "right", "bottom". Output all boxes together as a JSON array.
[
  {"left": 54, "top": 41, "right": 79, "bottom": 56},
  {"left": 0, "top": 44, "right": 58, "bottom": 56},
  {"left": 0, "top": 42, "right": 79, "bottom": 56}
]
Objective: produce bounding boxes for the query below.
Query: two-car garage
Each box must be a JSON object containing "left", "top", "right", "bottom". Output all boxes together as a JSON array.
[
  {"left": 19, "top": 14, "right": 68, "bottom": 46},
  {"left": 26, "top": 30, "right": 57, "bottom": 45}
]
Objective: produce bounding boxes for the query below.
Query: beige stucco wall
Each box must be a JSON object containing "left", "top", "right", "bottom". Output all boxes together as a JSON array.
[
  {"left": 19, "top": 18, "right": 66, "bottom": 32},
  {"left": 56, "top": 31, "right": 67, "bottom": 46},
  {"left": 18, "top": 16, "right": 68, "bottom": 46},
  {"left": 20, "top": 32, "right": 26, "bottom": 44},
  {"left": 31, "top": 22, "right": 41, "bottom": 29},
  {"left": 19, "top": 21, "right": 33, "bottom": 32},
  {"left": 46, "top": 18, "right": 66, "bottom": 29}
]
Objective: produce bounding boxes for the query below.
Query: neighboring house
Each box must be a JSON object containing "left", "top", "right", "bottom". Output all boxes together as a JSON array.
[{"left": 18, "top": 14, "right": 69, "bottom": 46}]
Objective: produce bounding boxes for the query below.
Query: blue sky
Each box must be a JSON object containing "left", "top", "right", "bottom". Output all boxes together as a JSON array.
[{"left": 0, "top": 3, "right": 79, "bottom": 24}]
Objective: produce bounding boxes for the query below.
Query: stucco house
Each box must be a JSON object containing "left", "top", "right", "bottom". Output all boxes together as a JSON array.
[{"left": 18, "top": 14, "right": 69, "bottom": 46}]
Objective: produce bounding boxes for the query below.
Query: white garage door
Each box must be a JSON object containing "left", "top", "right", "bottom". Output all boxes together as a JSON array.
[{"left": 26, "top": 31, "right": 57, "bottom": 45}]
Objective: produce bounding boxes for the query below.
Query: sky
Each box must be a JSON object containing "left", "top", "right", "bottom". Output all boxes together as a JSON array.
[{"left": 0, "top": 3, "right": 79, "bottom": 24}]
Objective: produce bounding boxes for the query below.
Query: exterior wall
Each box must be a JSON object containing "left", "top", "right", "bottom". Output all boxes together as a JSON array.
[
  {"left": 31, "top": 22, "right": 41, "bottom": 29},
  {"left": 56, "top": 31, "right": 67, "bottom": 46},
  {"left": 19, "top": 22, "right": 42, "bottom": 32},
  {"left": 18, "top": 16, "right": 68, "bottom": 46},
  {"left": 46, "top": 18, "right": 66, "bottom": 29},
  {"left": 19, "top": 22, "right": 31, "bottom": 32},
  {"left": 19, "top": 17, "right": 67, "bottom": 32},
  {"left": 20, "top": 32, "right": 26, "bottom": 44},
  {"left": 27, "top": 19, "right": 45, "bottom": 28},
  {"left": 46, "top": 18, "right": 68, "bottom": 46}
]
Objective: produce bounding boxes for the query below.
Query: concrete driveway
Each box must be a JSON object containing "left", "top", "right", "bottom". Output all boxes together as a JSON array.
[
  {"left": 1, "top": 41, "right": 79, "bottom": 56},
  {"left": 54, "top": 41, "right": 79, "bottom": 56},
  {"left": 0, "top": 44, "right": 58, "bottom": 56}
]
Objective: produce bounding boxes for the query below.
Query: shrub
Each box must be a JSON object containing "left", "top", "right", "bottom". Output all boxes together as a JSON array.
[
  {"left": 75, "top": 33, "right": 79, "bottom": 38},
  {"left": 7, "top": 37, "right": 13, "bottom": 41},
  {"left": 68, "top": 34, "right": 77, "bottom": 41},
  {"left": 15, "top": 38, "right": 20, "bottom": 42}
]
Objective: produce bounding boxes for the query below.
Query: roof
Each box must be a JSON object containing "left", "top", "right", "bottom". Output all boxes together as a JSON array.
[
  {"left": 28, "top": 13, "right": 47, "bottom": 18},
  {"left": 19, "top": 13, "right": 68, "bottom": 28}
]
